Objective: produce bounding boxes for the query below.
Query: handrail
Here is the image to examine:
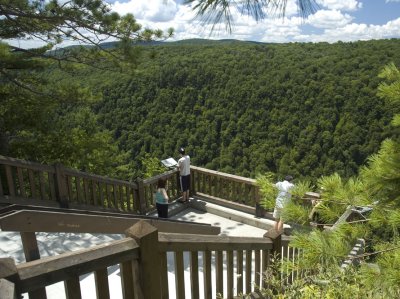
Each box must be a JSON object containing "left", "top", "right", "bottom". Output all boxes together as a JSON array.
[
  {"left": 0, "top": 156, "right": 54, "bottom": 172},
  {"left": 0, "top": 155, "right": 142, "bottom": 213},
  {"left": 2, "top": 222, "right": 275, "bottom": 299},
  {"left": 0, "top": 156, "right": 261, "bottom": 216},
  {"left": 158, "top": 232, "right": 272, "bottom": 251},
  {"left": 0, "top": 210, "right": 221, "bottom": 235},
  {"left": 63, "top": 167, "right": 138, "bottom": 188},
  {"left": 190, "top": 165, "right": 260, "bottom": 211},
  {"left": 190, "top": 165, "right": 257, "bottom": 185},
  {"left": 142, "top": 168, "right": 178, "bottom": 185},
  {"left": 11, "top": 238, "right": 140, "bottom": 294}
]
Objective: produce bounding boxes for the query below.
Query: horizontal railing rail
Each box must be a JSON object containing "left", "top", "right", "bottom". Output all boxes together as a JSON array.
[
  {"left": 142, "top": 168, "right": 181, "bottom": 212},
  {"left": 1, "top": 221, "right": 277, "bottom": 299},
  {"left": 190, "top": 166, "right": 260, "bottom": 214},
  {"left": 0, "top": 156, "right": 262, "bottom": 216},
  {"left": 0, "top": 156, "right": 141, "bottom": 213},
  {"left": 1, "top": 238, "right": 141, "bottom": 299},
  {"left": 0, "top": 209, "right": 220, "bottom": 235}
]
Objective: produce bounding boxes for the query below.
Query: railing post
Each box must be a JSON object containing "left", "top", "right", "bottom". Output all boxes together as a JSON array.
[
  {"left": 263, "top": 228, "right": 282, "bottom": 257},
  {"left": 190, "top": 167, "right": 196, "bottom": 195},
  {"left": 54, "top": 163, "right": 69, "bottom": 208},
  {"left": 135, "top": 178, "right": 146, "bottom": 214},
  {"left": 0, "top": 258, "right": 18, "bottom": 299},
  {"left": 20, "top": 232, "right": 47, "bottom": 299},
  {"left": 125, "top": 220, "right": 161, "bottom": 299},
  {"left": 176, "top": 171, "right": 181, "bottom": 197},
  {"left": 255, "top": 186, "right": 266, "bottom": 218}
]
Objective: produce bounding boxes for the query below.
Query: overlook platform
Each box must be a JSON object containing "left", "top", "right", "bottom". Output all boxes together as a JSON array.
[
  {"left": 1, "top": 197, "right": 277, "bottom": 299},
  {"left": 0, "top": 155, "right": 290, "bottom": 299}
]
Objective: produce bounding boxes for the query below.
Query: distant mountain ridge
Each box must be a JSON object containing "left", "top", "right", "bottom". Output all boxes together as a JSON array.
[{"left": 50, "top": 38, "right": 262, "bottom": 53}]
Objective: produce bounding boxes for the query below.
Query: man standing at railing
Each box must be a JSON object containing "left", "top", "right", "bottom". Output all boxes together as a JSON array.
[
  {"left": 177, "top": 147, "right": 191, "bottom": 203},
  {"left": 273, "top": 175, "right": 294, "bottom": 233}
]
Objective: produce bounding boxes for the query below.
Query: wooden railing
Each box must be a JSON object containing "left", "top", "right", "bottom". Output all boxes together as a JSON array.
[
  {"left": 0, "top": 156, "right": 262, "bottom": 216},
  {"left": 141, "top": 169, "right": 181, "bottom": 211},
  {"left": 190, "top": 166, "right": 260, "bottom": 214},
  {"left": 0, "top": 156, "right": 300, "bottom": 298},
  {"left": 0, "top": 156, "right": 141, "bottom": 213},
  {"left": 1, "top": 221, "right": 275, "bottom": 299}
]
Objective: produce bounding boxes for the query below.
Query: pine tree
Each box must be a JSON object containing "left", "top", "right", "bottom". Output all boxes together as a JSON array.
[{"left": 0, "top": 0, "right": 172, "bottom": 177}]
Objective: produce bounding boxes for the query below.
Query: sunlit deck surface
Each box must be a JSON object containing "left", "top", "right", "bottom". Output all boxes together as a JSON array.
[{"left": 0, "top": 198, "right": 277, "bottom": 299}]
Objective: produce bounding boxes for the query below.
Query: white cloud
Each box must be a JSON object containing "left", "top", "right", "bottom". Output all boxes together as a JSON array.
[
  {"left": 316, "top": 0, "right": 362, "bottom": 11},
  {"left": 295, "top": 17, "right": 400, "bottom": 43},
  {"left": 12, "top": 0, "right": 398, "bottom": 48},
  {"left": 112, "top": 0, "right": 179, "bottom": 22},
  {"left": 307, "top": 9, "right": 353, "bottom": 28}
]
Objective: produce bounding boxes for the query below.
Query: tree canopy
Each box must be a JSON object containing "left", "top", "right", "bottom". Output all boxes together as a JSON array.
[
  {"left": 255, "top": 62, "right": 400, "bottom": 298},
  {"left": 0, "top": 0, "right": 171, "bottom": 177},
  {"left": 87, "top": 39, "right": 400, "bottom": 180}
]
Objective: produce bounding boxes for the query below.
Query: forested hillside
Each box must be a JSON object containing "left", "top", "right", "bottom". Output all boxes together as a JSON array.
[{"left": 93, "top": 39, "right": 400, "bottom": 180}]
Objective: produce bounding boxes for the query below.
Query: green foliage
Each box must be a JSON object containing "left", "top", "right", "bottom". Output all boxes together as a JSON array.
[
  {"left": 187, "top": 0, "right": 318, "bottom": 34},
  {"left": 281, "top": 201, "right": 311, "bottom": 225},
  {"left": 0, "top": 0, "right": 174, "bottom": 180},
  {"left": 92, "top": 39, "right": 400, "bottom": 180},
  {"left": 359, "top": 240, "right": 400, "bottom": 298},
  {"left": 360, "top": 139, "right": 400, "bottom": 206},
  {"left": 256, "top": 172, "right": 277, "bottom": 210},
  {"left": 312, "top": 174, "right": 371, "bottom": 224},
  {"left": 259, "top": 62, "right": 400, "bottom": 299},
  {"left": 378, "top": 62, "right": 400, "bottom": 106},
  {"left": 290, "top": 229, "right": 352, "bottom": 269},
  {"left": 279, "top": 180, "right": 314, "bottom": 225},
  {"left": 259, "top": 253, "right": 372, "bottom": 298},
  {"left": 291, "top": 180, "right": 314, "bottom": 200},
  {"left": 140, "top": 153, "right": 166, "bottom": 178}
]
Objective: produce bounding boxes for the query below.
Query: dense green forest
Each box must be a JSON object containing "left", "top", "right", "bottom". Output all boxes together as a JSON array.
[
  {"left": 93, "top": 38, "right": 400, "bottom": 180},
  {"left": 3, "top": 38, "right": 400, "bottom": 180}
]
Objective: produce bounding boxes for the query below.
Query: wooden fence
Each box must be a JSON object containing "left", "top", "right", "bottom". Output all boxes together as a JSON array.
[
  {"left": 0, "top": 156, "right": 140, "bottom": 212},
  {"left": 0, "top": 220, "right": 277, "bottom": 299},
  {"left": 0, "top": 156, "right": 262, "bottom": 216},
  {"left": 0, "top": 156, "right": 301, "bottom": 298},
  {"left": 190, "top": 166, "right": 261, "bottom": 215}
]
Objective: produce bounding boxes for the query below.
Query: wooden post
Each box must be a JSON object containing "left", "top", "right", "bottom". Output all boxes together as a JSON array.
[
  {"left": 255, "top": 186, "right": 266, "bottom": 218},
  {"left": 263, "top": 228, "right": 282, "bottom": 257},
  {"left": 189, "top": 251, "right": 199, "bottom": 299},
  {"left": 135, "top": 179, "right": 146, "bottom": 215},
  {"left": 20, "top": 232, "right": 47, "bottom": 299},
  {"left": 125, "top": 221, "right": 161, "bottom": 299},
  {"left": 0, "top": 258, "right": 18, "bottom": 280},
  {"left": 190, "top": 168, "right": 196, "bottom": 195},
  {"left": 21, "top": 232, "right": 41, "bottom": 261},
  {"left": 0, "top": 259, "right": 18, "bottom": 299},
  {"left": 54, "top": 163, "right": 69, "bottom": 208},
  {"left": 120, "top": 261, "right": 134, "bottom": 298},
  {"left": 0, "top": 279, "right": 17, "bottom": 299},
  {"left": 203, "top": 250, "right": 212, "bottom": 299},
  {"left": 176, "top": 171, "right": 181, "bottom": 198}
]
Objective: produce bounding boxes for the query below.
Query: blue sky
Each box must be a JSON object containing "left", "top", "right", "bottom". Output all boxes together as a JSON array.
[{"left": 106, "top": 0, "right": 400, "bottom": 43}]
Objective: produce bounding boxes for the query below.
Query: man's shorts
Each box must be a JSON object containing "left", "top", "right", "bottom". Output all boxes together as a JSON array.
[{"left": 180, "top": 174, "right": 190, "bottom": 192}]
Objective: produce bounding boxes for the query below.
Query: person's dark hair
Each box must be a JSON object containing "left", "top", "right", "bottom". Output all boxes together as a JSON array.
[
  {"left": 179, "top": 147, "right": 185, "bottom": 154},
  {"left": 157, "top": 178, "right": 166, "bottom": 189},
  {"left": 285, "top": 175, "right": 293, "bottom": 182}
]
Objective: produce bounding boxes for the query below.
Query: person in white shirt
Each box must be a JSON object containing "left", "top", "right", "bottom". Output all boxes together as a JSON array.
[
  {"left": 273, "top": 175, "right": 294, "bottom": 233},
  {"left": 177, "top": 147, "right": 191, "bottom": 203}
]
